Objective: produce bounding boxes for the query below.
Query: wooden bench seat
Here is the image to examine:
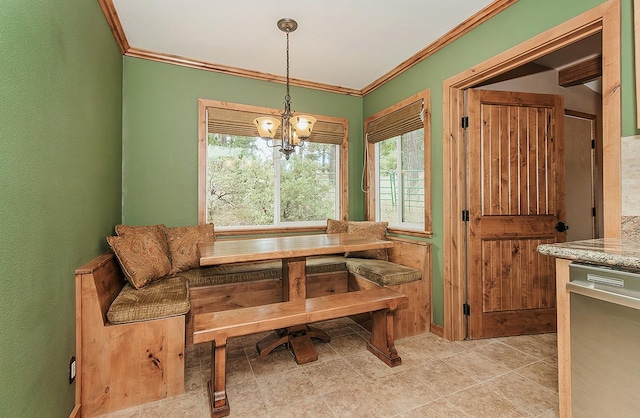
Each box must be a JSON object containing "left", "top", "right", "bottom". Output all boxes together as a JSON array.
[
  {"left": 185, "top": 246, "right": 429, "bottom": 344},
  {"left": 193, "top": 288, "right": 408, "bottom": 418}
]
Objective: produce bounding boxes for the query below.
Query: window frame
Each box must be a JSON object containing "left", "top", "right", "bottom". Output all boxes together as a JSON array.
[
  {"left": 198, "top": 98, "right": 349, "bottom": 235},
  {"left": 364, "top": 89, "right": 431, "bottom": 237}
]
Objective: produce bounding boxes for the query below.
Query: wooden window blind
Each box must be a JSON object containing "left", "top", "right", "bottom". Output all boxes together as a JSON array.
[
  {"left": 207, "top": 107, "right": 344, "bottom": 145},
  {"left": 365, "top": 99, "right": 424, "bottom": 144}
]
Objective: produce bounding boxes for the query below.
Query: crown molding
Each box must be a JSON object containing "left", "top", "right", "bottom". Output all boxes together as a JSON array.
[
  {"left": 125, "top": 47, "right": 361, "bottom": 96},
  {"left": 98, "top": 0, "right": 129, "bottom": 54},
  {"left": 360, "top": 0, "right": 518, "bottom": 95}
]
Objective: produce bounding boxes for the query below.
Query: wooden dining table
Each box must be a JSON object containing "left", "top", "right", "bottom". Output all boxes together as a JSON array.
[{"left": 198, "top": 233, "right": 394, "bottom": 363}]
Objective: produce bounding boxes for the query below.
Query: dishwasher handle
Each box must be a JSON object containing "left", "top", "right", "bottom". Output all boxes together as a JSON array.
[{"left": 567, "top": 281, "right": 640, "bottom": 311}]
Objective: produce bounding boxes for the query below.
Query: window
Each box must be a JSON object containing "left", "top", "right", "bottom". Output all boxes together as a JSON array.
[
  {"left": 364, "top": 90, "right": 431, "bottom": 236},
  {"left": 198, "top": 99, "right": 348, "bottom": 232},
  {"left": 374, "top": 130, "right": 425, "bottom": 227}
]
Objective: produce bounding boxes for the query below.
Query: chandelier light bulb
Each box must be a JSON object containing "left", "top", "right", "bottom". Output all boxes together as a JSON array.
[{"left": 254, "top": 117, "right": 280, "bottom": 139}]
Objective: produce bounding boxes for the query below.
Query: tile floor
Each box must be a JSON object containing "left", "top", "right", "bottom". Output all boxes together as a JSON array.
[{"left": 98, "top": 318, "right": 559, "bottom": 417}]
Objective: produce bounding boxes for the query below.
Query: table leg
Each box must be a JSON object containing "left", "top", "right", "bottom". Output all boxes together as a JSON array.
[
  {"left": 255, "top": 324, "right": 332, "bottom": 364},
  {"left": 288, "top": 325, "right": 318, "bottom": 364},
  {"left": 367, "top": 306, "right": 402, "bottom": 367},
  {"left": 304, "top": 325, "right": 332, "bottom": 343},
  {"left": 282, "top": 256, "right": 306, "bottom": 301},
  {"left": 255, "top": 256, "right": 333, "bottom": 365},
  {"left": 255, "top": 328, "right": 289, "bottom": 356},
  {"left": 206, "top": 337, "right": 230, "bottom": 418}
]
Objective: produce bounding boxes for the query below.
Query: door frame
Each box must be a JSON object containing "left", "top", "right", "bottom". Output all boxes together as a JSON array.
[{"left": 442, "top": 0, "right": 621, "bottom": 341}]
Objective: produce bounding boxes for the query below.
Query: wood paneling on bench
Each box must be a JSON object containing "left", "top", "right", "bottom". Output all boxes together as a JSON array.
[
  {"left": 350, "top": 237, "right": 431, "bottom": 339},
  {"left": 75, "top": 253, "right": 185, "bottom": 417}
]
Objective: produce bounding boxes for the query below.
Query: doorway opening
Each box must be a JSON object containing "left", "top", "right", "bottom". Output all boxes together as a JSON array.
[
  {"left": 442, "top": 0, "right": 621, "bottom": 341},
  {"left": 564, "top": 110, "right": 600, "bottom": 242}
]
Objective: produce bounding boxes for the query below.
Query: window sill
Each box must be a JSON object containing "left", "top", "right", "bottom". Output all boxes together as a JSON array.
[
  {"left": 387, "top": 227, "right": 433, "bottom": 239},
  {"left": 213, "top": 225, "right": 326, "bottom": 238}
]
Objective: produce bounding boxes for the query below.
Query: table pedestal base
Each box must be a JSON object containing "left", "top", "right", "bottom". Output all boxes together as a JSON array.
[{"left": 255, "top": 325, "right": 331, "bottom": 364}]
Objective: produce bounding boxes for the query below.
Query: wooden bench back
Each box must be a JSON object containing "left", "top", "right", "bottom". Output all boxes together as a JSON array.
[
  {"left": 387, "top": 237, "right": 431, "bottom": 278},
  {"left": 75, "top": 252, "right": 125, "bottom": 326},
  {"left": 353, "top": 237, "right": 432, "bottom": 339}
]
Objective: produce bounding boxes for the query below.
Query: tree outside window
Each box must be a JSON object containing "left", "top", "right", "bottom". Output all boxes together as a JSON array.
[
  {"left": 376, "top": 128, "right": 425, "bottom": 227},
  {"left": 206, "top": 133, "right": 338, "bottom": 227}
]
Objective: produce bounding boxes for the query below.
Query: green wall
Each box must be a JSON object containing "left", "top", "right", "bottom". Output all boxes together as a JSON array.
[
  {"left": 363, "top": 0, "right": 636, "bottom": 326},
  {"left": 122, "top": 57, "right": 363, "bottom": 226},
  {"left": 0, "top": 1, "right": 122, "bottom": 416}
]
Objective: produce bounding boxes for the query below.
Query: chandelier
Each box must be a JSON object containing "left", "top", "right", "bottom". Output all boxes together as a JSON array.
[{"left": 253, "top": 18, "right": 317, "bottom": 160}]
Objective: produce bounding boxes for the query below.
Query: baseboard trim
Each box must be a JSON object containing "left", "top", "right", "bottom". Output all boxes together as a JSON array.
[
  {"left": 430, "top": 322, "right": 444, "bottom": 338},
  {"left": 69, "top": 404, "right": 80, "bottom": 418}
]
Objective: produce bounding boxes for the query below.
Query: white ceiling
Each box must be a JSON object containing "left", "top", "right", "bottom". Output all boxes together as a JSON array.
[{"left": 112, "top": 0, "right": 495, "bottom": 90}]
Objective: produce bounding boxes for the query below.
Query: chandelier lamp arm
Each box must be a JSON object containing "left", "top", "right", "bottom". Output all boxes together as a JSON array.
[{"left": 253, "top": 18, "right": 317, "bottom": 160}]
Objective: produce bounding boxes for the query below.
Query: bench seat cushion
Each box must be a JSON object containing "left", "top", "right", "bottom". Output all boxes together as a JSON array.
[
  {"left": 179, "top": 256, "right": 348, "bottom": 288},
  {"left": 305, "top": 255, "right": 347, "bottom": 274},
  {"left": 107, "top": 276, "right": 190, "bottom": 324},
  {"left": 178, "top": 260, "right": 283, "bottom": 287},
  {"left": 345, "top": 258, "right": 421, "bottom": 286}
]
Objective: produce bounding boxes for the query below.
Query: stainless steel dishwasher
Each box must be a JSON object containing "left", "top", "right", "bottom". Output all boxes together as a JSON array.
[{"left": 568, "top": 263, "right": 640, "bottom": 417}]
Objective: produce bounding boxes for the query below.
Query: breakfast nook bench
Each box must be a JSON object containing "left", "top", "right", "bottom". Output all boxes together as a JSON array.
[
  {"left": 193, "top": 287, "right": 408, "bottom": 417},
  {"left": 75, "top": 220, "right": 431, "bottom": 417}
]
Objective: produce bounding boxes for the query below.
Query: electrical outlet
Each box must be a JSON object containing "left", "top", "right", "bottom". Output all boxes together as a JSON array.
[{"left": 69, "top": 356, "right": 76, "bottom": 384}]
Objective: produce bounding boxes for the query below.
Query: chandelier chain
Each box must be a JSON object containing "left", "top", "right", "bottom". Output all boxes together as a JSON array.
[{"left": 285, "top": 32, "right": 291, "bottom": 105}]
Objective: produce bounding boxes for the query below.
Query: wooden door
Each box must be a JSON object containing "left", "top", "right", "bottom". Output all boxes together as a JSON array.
[{"left": 466, "top": 89, "right": 565, "bottom": 339}]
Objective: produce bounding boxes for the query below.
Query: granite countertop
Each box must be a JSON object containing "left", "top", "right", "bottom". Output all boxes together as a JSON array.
[{"left": 537, "top": 238, "right": 640, "bottom": 270}]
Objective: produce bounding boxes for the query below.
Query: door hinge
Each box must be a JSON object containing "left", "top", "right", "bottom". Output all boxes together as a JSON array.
[
  {"left": 592, "top": 207, "right": 597, "bottom": 217},
  {"left": 461, "top": 116, "right": 469, "bottom": 129},
  {"left": 463, "top": 303, "right": 471, "bottom": 316},
  {"left": 462, "top": 209, "right": 469, "bottom": 222},
  {"left": 592, "top": 139, "right": 596, "bottom": 149}
]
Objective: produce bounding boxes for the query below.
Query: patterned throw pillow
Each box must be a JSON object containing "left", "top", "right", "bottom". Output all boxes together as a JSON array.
[
  {"left": 326, "top": 219, "right": 348, "bottom": 234},
  {"left": 166, "top": 224, "right": 215, "bottom": 274},
  {"left": 344, "top": 221, "right": 389, "bottom": 261},
  {"left": 115, "top": 224, "right": 166, "bottom": 238},
  {"left": 107, "top": 224, "right": 172, "bottom": 289}
]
